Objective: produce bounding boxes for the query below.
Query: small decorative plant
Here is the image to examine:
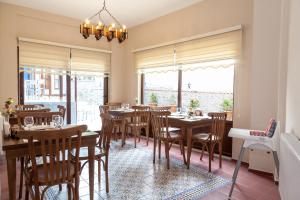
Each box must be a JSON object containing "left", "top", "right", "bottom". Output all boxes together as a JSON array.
[
  {"left": 1, "top": 97, "right": 15, "bottom": 118},
  {"left": 189, "top": 99, "right": 200, "bottom": 109},
  {"left": 150, "top": 93, "right": 158, "bottom": 104},
  {"left": 221, "top": 99, "right": 233, "bottom": 111}
]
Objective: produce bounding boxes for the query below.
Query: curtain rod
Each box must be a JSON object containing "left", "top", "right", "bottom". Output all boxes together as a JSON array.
[
  {"left": 18, "top": 37, "right": 112, "bottom": 54},
  {"left": 132, "top": 25, "right": 242, "bottom": 53}
]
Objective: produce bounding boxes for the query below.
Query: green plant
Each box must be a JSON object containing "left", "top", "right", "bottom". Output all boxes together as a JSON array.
[
  {"left": 189, "top": 99, "right": 200, "bottom": 109},
  {"left": 221, "top": 99, "right": 233, "bottom": 111},
  {"left": 150, "top": 93, "right": 158, "bottom": 104}
]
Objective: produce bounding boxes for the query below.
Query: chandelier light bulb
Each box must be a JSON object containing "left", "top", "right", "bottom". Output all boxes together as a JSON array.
[{"left": 80, "top": 0, "right": 128, "bottom": 43}]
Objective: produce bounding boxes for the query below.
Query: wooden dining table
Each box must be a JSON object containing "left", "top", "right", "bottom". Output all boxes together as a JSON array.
[
  {"left": 167, "top": 115, "right": 212, "bottom": 169},
  {"left": 2, "top": 128, "right": 98, "bottom": 200},
  {"left": 109, "top": 109, "right": 135, "bottom": 147}
]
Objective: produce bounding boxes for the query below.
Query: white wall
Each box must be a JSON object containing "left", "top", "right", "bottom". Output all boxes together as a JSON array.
[{"left": 285, "top": 0, "right": 300, "bottom": 138}]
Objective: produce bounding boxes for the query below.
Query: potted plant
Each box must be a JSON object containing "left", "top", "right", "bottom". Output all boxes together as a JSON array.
[
  {"left": 221, "top": 99, "right": 233, "bottom": 120},
  {"left": 189, "top": 99, "right": 200, "bottom": 115},
  {"left": 168, "top": 95, "right": 177, "bottom": 112},
  {"left": 149, "top": 92, "right": 158, "bottom": 107},
  {"left": 1, "top": 97, "right": 15, "bottom": 121}
]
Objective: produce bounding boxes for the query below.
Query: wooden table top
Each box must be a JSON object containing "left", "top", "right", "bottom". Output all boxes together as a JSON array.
[{"left": 2, "top": 129, "right": 98, "bottom": 151}]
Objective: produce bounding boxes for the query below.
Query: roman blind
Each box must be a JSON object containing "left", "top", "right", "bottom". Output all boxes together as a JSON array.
[
  {"left": 134, "top": 44, "right": 175, "bottom": 71},
  {"left": 175, "top": 30, "right": 242, "bottom": 66},
  {"left": 71, "top": 49, "right": 111, "bottom": 74},
  {"left": 19, "top": 41, "right": 70, "bottom": 70}
]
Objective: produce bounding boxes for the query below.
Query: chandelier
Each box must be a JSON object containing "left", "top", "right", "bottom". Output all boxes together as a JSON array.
[{"left": 80, "top": 0, "right": 128, "bottom": 43}]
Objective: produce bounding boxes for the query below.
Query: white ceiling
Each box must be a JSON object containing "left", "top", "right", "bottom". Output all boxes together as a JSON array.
[{"left": 0, "top": 0, "right": 203, "bottom": 28}]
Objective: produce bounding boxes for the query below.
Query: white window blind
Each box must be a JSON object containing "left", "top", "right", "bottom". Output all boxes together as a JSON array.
[
  {"left": 71, "top": 49, "right": 111, "bottom": 74},
  {"left": 19, "top": 41, "right": 70, "bottom": 70},
  {"left": 175, "top": 30, "right": 242, "bottom": 67},
  {"left": 134, "top": 45, "right": 175, "bottom": 71},
  {"left": 134, "top": 29, "right": 241, "bottom": 72}
]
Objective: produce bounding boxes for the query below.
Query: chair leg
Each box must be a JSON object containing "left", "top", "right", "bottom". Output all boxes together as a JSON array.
[
  {"left": 219, "top": 142, "right": 223, "bottom": 168},
  {"left": 180, "top": 140, "right": 186, "bottom": 164},
  {"left": 134, "top": 127, "right": 137, "bottom": 148},
  {"left": 158, "top": 140, "right": 161, "bottom": 160},
  {"left": 105, "top": 156, "right": 109, "bottom": 193},
  {"left": 164, "top": 141, "right": 170, "bottom": 169},
  {"left": 200, "top": 144, "right": 205, "bottom": 161},
  {"left": 153, "top": 136, "right": 156, "bottom": 164},
  {"left": 18, "top": 157, "right": 24, "bottom": 199},
  {"left": 59, "top": 184, "right": 62, "bottom": 191},
  {"left": 98, "top": 159, "right": 101, "bottom": 184},
  {"left": 146, "top": 126, "right": 149, "bottom": 146},
  {"left": 67, "top": 184, "right": 72, "bottom": 200},
  {"left": 25, "top": 183, "right": 29, "bottom": 200},
  {"left": 208, "top": 143, "right": 213, "bottom": 172}
]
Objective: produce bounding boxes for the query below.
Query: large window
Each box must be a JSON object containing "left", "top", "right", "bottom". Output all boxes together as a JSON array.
[
  {"left": 18, "top": 40, "right": 110, "bottom": 130},
  {"left": 144, "top": 70, "right": 178, "bottom": 105}
]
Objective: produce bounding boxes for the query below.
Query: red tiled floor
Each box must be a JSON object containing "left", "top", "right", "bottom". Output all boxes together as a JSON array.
[{"left": 0, "top": 138, "right": 281, "bottom": 199}]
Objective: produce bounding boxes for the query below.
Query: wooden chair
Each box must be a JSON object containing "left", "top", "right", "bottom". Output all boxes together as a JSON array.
[
  {"left": 151, "top": 111, "right": 186, "bottom": 169},
  {"left": 18, "top": 125, "right": 87, "bottom": 200},
  {"left": 16, "top": 111, "right": 64, "bottom": 199},
  {"left": 189, "top": 112, "right": 227, "bottom": 172},
  {"left": 16, "top": 111, "right": 64, "bottom": 126},
  {"left": 126, "top": 106, "right": 151, "bottom": 147},
  {"left": 73, "top": 113, "right": 113, "bottom": 193},
  {"left": 100, "top": 105, "right": 121, "bottom": 141},
  {"left": 57, "top": 105, "right": 66, "bottom": 120}
]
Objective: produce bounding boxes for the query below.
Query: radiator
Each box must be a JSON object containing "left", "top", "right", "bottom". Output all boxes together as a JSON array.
[{"left": 279, "top": 133, "right": 300, "bottom": 200}]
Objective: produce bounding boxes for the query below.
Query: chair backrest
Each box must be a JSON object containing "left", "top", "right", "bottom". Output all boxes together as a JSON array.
[
  {"left": 107, "top": 102, "right": 122, "bottom": 110},
  {"left": 17, "top": 111, "right": 63, "bottom": 126},
  {"left": 151, "top": 106, "right": 171, "bottom": 111},
  {"left": 151, "top": 111, "right": 171, "bottom": 138},
  {"left": 57, "top": 105, "right": 66, "bottom": 120},
  {"left": 208, "top": 112, "right": 227, "bottom": 140},
  {"left": 99, "top": 113, "right": 114, "bottom": 152},
  {"left": 99, "top": 105, "right": 109, "bottom": 114},
  {"left": 132, "top": 108, "right": 150, "bottom": 126},
  {"left": 18, "top": 125, "right": 87, "bottom": 187},
  {"left": 15, "top": 104, "right": 44, "bottom": 111}
]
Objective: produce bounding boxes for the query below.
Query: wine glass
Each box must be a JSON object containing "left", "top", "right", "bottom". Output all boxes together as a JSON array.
[
  {"left": 52, "top": 115, "right": 60, "bottom": 127},
  {"left": 24, "top": 116, "right": 34, "bottom": 129}
]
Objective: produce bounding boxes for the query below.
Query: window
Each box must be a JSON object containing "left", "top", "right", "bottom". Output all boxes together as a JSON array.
[
  {"left": 143, "top": 70, "right": 178, "bottom": 106},
  {"left": 18, "top": 40, "right": 110, "bottom": 130},
  {"left": 182, "top": 64, "right": 234, "bottom": 113},
  {"left": 136, "top": 29, "right": 241, "bottom": 119}
]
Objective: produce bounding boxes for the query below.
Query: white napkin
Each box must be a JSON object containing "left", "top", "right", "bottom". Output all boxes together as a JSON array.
[
  {"left": 23, "top": 124, "right": 55, "bottom": 131},
  {"left": 3, "top": 122, "right": 11, "bottom": 137}
]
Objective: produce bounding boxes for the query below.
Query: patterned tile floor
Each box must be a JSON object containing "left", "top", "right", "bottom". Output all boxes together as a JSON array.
[{"left": 0, "top": 138, "right": 281, "bottom": 200}]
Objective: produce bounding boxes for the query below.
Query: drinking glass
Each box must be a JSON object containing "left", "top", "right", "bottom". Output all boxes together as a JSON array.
[
  {"left": 24, "top": 116, "right": 34, "bottom": 129},
  {"left": 52, "top": 115, "right": 61, "bottom": 128}
]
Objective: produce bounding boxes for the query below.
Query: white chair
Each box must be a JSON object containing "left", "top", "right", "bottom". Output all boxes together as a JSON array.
[{"left": 227, "top": 121, "right": 280, "bottom": 199}]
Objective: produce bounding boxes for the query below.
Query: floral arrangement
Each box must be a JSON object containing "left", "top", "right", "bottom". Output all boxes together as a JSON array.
[
  {"left": 1, "top": 97, "right": 15, "bottom": 117},
  {"left": 189, "top": 99, "right": 200, "bottom": 109}
]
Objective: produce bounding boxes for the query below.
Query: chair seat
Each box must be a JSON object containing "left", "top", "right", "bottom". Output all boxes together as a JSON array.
[
  {"left": 73, "top": 146, "right": 106, "bottom": 160},
  {"left": 192, "top": 133, "right": 220, "bottom": 141},
  {"left": 27, "top": 161, "right": 76, "bottom": 184},
  {"left": 158, "top": 131, "right": 183, "bottom": 140},
  {"left": 163, "top": 127, "right": 180, "bottom": 132}
]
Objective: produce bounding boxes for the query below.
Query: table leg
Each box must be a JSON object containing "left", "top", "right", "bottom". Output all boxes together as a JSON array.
[
  {"left": 7, "top": 156, "right": 16, "bottom": 200},
  {"left": 228, "top": 141, "right": 245, "bottom": 199},
  {"left": 88, "top": 145, "right": 95, "bottom": 200},
  {"left": 273, "top": 151, "right": 279, "bottom": 176},
  {"left": 121, "top": 118, "right": 126, "bottom": 147},
  {"left": 186, "top": 127, "right": 192, "bottom": 169}
]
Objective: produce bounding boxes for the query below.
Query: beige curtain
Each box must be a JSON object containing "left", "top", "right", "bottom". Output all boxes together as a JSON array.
[
  {"left": 175, "top": 30, "right": 242, "bottom": 67},
  {"left": 71, "top": 48, "right": 111, "bottom": 74},
  {"left": 19, "top": 41, "right": 70, "bottom": 70},
  {"left": 134, "top": 44, "right": 175, "bottom": 71}
]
